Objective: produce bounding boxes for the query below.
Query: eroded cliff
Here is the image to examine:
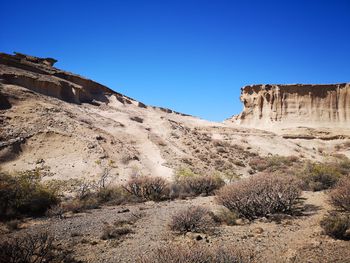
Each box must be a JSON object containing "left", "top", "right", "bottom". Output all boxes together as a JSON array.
[
  {"left": 231, "top": 84, "right": 350, "bottom": 128},
  {"left": 0, "top": 52, "right": 135, "bottom": 105}
]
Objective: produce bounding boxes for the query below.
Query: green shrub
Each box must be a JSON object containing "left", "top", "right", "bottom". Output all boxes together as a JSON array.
[
  {"left": 216, "top": 173, "right": 301, "bottom": 220},
  {"left": 301, "top": 163, "right": 341, "bottom": 191},
  {"left": 169, "top": 206, "right": 214, "bottom": 234},
  {"left": 0, "top": 171, "right": 58, "bottom": 219},
  {"left": 320, "top": 212, "right": 350, "bottom": 240}
]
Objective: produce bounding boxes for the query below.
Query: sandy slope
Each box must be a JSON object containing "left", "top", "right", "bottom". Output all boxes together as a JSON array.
[{"left": 1, "top": 84, "right": 350, "bottom": 184}]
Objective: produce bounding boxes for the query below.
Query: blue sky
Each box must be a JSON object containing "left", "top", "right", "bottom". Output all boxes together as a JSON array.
[{"left": 1, "top": 0, "right": 350, "bottom": 121}]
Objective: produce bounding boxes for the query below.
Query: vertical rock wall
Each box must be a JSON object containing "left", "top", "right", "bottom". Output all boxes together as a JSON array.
[{"left": 232, "top": 84, "right": 350, "bottom": 127}]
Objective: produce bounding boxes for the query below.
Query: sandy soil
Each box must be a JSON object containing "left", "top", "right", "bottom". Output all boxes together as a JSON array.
[{"left": 1, "top": 191, "right": 348, "bottom": 263}]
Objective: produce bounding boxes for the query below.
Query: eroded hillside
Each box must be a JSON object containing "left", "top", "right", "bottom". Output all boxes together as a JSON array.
[{"left": 1, "top": 52, "right": 350, "bottom": 183}]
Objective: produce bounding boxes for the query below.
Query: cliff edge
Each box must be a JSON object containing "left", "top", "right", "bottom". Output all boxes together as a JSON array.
[{"left": 230, "top": 84, "right": 350, "bottom": 128}]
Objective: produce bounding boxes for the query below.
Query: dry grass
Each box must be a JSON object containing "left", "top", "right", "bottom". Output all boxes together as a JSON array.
[{"left": 138, "top": 243, "right": 254, "bottom": 263}]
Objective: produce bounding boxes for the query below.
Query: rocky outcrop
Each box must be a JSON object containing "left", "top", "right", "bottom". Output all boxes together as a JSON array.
[
  {"left": 0, "top": 52, "right": 135, "bottom": 105},
  {"left": 231, "top": 84, "right": 350, "bottom": 128}
]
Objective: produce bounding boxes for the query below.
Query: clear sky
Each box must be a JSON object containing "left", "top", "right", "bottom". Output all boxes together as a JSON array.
[{"left": 1, "top": 0, "right": 350, "bottom": 121}]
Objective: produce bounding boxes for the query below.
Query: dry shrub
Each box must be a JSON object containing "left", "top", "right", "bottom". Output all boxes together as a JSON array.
[
  {"left": 320, "top": 212, "right": 350, "bottom": 240},
  {"left": 300, "top": 162, "right": 342, "bottom": 191},
  {"left": 124, "top": 176, "right": 170, "bottom": 201},
  {"left": 212, "top": 208, "right": 238, "bottom": 226},
  {"left": 0, "top": 171, "right": 59, "bottom": 220},
  {"left": 138, "top": 243, "right": 254, "bottom": 263},
  {"left": 249, "top": 155, "right": 298, "bottom": 172},
  {"left": 60, "top": 197, "right": 100, "bottom": 214},
  {"left": 0, "top": 232, "right": 80, "bottom": 263},
  {"left": 329, "top": 177, "right": 350, "bottom": 212},
  {"left": 169, "top": 206, "right": 214, "bottom": 234},
  {"left": 216, "top": 174, "right": 301, "bottom": 220},
  {"left": 175, "top": 169, "right": 225, "bottom": 197},
  {"left": 96, "top": 185, "right": 136, "bottom": 205}
]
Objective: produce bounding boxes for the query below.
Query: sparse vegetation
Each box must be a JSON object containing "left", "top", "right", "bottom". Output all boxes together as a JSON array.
[
  {"left": 300, "top": 162, "right": 342, "bottom": 191},
  {"left": 124, "top": 175, "right": 170, "bottom": 201},
  {"left": 249, "top": 155, "right": 298, "bottom": 172},
  {"left": 216, "top": 173, "right": 301, "bottom": 220},
  {"left": 0, "top": 231, "right": 79, "bottom": 263},
  {"left": 138, "top": 243, "right": 254, "bottom": 263},
  {"left": 0, "top": 171, "right": 59, "bottom": 220},
  {"left": 169, "top": 206, "right": 214, "bottom": 234},
  {"left": 97, "top": 185, "right": 136, "bottom": 205},
  {"left": 329, "top": 177, "right": 350, "bottom": 212},
  {"left": 212, "top": 208, "right": 239, "bottom": 226},
  {"left": 175, "top": 169, "right": 225, "bottom": 197},
  {"left": 320, "top": 212, "right": 350, "bottom": 240}
]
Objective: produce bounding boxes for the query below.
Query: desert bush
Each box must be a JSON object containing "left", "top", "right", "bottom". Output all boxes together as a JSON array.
[
  {"left": 249, "top": 155, "right": 298, "bottom": 172},
  {"left": 175, "top": 169, "right": 225, "bottom": 196},
  {"left": 334, "top": 156, "right": 350, "bottom": 175},
  {"left": 300, "top": 162, "right": 342, "bottom": 191},
  {"left": 320, "top": 212, "right": 350, "bottom": 240},
  {"left": 0, "top": 171, "right": 59, "bottom": 219},
  {"left": 212, "top": 208, "right": 238, "bottom": 226},
  {"left": 169, "top": 206, "right": 214, "bottom": 234},
  {"left": 97, "top": 185, "right": 136, "bottom": 205},
  {"left": 60, "top": 197, "right": 100, "bottom": 214},
  {"left": 124, "top": 176, "right": 170, "bottom": 201},
  {"left": 0, "top": 231, "right": 79, "bottom": 263},
  {"left": 216, "top": 173, "right": 301, "bottom": 220},
  {"left": 138, "top": 243, "right": 254, "bottom": 263},
  {"left": 329, "top": 177, "right": 350, "bottom": 212}
]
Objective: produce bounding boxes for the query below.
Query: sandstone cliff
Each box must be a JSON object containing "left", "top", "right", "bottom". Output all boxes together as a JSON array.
[
  {"left": 231, "top": 84, "right": 350, "bottom": 128},
  {"left": 0, "top": 52, "right": 135, "bottom": 105}
]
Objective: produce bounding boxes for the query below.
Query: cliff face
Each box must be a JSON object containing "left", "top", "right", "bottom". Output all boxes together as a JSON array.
[
  {"left": 232, "top": 84, "right": 350, "bottom": 128},
  {"left": 0, "top": 52, "right": 134, "bottom": 105}
]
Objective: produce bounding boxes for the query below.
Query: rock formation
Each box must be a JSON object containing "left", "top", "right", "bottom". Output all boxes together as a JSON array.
[
  {"left": 0, "top": 52, "right": 135, "bottom": 105},
  {"left": 231, "top": 84, "right": 350, "bottom": 128}
]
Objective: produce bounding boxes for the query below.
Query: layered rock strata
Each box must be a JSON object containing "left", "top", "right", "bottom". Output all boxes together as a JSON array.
[{"left": 232, "top": 84, "right": 350, "bottom": 128}]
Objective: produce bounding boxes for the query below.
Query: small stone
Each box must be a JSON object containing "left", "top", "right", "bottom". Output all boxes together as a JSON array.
[{"left": 255, "top": 227, "right": 264, "bottom": 234}]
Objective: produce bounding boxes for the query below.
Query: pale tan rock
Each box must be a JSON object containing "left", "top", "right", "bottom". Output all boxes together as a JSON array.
[{"left": 230, "top": 84, "right": 350, "bottom": 128}]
